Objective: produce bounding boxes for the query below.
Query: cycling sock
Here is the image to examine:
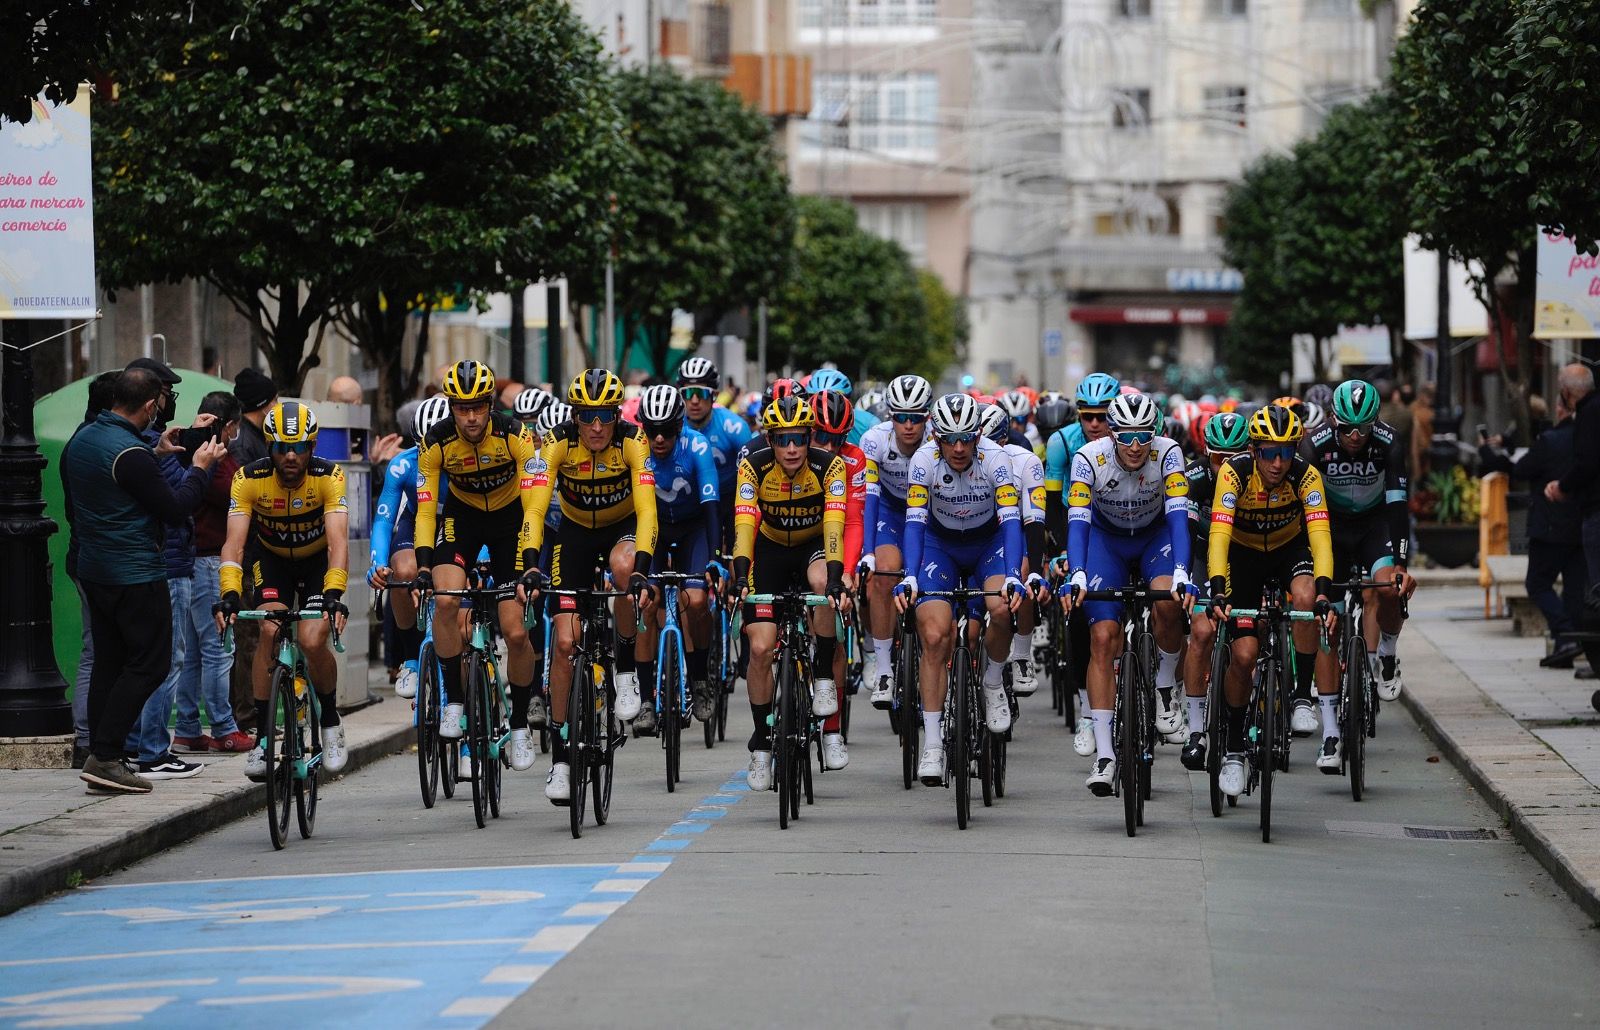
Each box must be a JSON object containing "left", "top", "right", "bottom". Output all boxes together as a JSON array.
[
  {"left": 255, "top": 700, "right": 272, "bottom": 742},
  {"left": 1008, "top": 634, "right": 1030, "bottom": 662},
  {"left": 400, "top": 624, "right": 424, "bottom": 661},
  {"left": 1157, "top": 647, "right": 1180, "bottom": 689},
  {"left": 1226, "top": 704, "right": 1248, "bottom": 752},
  {"left": 823, "top": 711, "right": 841, "bottom": 733},
  {"left": 814, "top": 635, "right": 836, "bottom": 672},
  {"left": 1090, "top": 709, "right": 1115, "bottom": 760},
  {"left": 509, "top": 683, "right": 532, "bottom": 727},
  {"left": 983, "top": 659, "right": 1004, "bottom": 687},
  {"left": 550, "top": 724, "right": 567, "bottom": 763},
  {"left": 688, "top": 647, "right": 708, "bottom": 680},
  {"left": 873, "top": 637, "right": 893, "bottom": 665},
  {"left": 616, "top": 636, "right": 637, "bottom": 673},
  {"left": 749, "top": 701, "right": 772, "bottom": 747},
  {"left": 637, "top": 662, "right": 656, "bottom": 706},
  {"left": 1320, "top": 694, "right": 1339, "bottom": 738},
  {"left": 440, "top": 653, "right": 462, "bottom": 705},
  {"left": 1077, "top": 689, "right": 1089, "bottom": 718},
  {"left": 317, "top": 692, "right": 340, "bottom": 728},
  {"left": 1294, "top": 650, "right": 1316, "bottom": 697},
  {"left": 1186, "top": 695, "right": 1206, "bottom": 731},
  {"left": 922, "top": 710, "right": 942, "bottom": 743},
  {"left": 1378, "top": 631, "right": 1399, "bottom": 658}
]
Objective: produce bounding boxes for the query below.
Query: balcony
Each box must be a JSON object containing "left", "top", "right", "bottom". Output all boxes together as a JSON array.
[
  {"left": 660, "top": 2, "right": 732, "bottom": 77},
  {"left": 723, "top": 53, "right": 814, "bottom": 120}
]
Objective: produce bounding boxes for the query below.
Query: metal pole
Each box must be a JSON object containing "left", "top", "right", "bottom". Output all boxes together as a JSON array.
[
  {"left": 1432, "top": 248, "right": 1458, "bottom": 469},
  {"left": 546, "top": 285, "right": 564, "bottom": 385},
  {"left": 0, "top": 320, "right": 72, "bottom": 736},
  {"left": 605, "top": 260, "right": 616, "bottom": 369},
  {"left": 757, "top": 298, "right": 768, "bottom": 386},
  {"left": 508, "top": 286, "right": 526, "bottom": 384}
]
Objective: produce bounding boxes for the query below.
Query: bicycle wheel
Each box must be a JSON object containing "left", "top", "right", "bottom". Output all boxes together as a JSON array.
[
  {"left": 463, "top": 652, "right": 489, "bottom": 829},
  {"left": 705, "top": 612, "right": 722, "bottom": 749},
  {"left": 952, "top": 648, "right": 971, "bottom": 830},
  {"left": 1259, "top": 658, "right": 1278, "bottom": 844},
  {"left": 993, "top": 722, "right": 1008, "bottom": 799},
  {"left": 416, "top": 645, "right": 440, "bottom": 808},
  {"left": 1345, "top": 636, "right": 1368, "bottom": 802},
  {"left": 591, "top": 661, "right": 615, "bottom": 826},
  {"left": 1207, "top": 626, "right": 1229, "bottom": 818},
  {"left": 898, "top": 627, "right": 920, "bottom": 791},
  {"left": 295, "top": 702, "right": 321, "bottom": 839},
  {"left": 1137, "top": 631, "right": 1156, "bottom": 806},
  {"left": 663, "top": 640, "right": 681, "bottom": 792},
  {"left": 775, "top": 645, "right": 793, "bottom": 828},
  {"left": 486, "top": 682, "right": 504, "bottom": 820},
  {"left": 786, "top": 650, "right": 805, "bottom": 821},
  {"left": 265, "top": 665, "right": 294, "bottom": 851},
  {"left": 567, "top": 657, "right": 591, "bottom": 839},
  {"left": 441, "top": 733, "right": 459, "bottom": 799},
  {"left": 1117, "top": 653, "right": 1139, "bottom": 838}
]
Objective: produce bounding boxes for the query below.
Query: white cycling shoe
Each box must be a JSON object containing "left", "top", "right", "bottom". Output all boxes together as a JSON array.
[
  {"left": 747, "top": 750, "right": 773, "bottom": 791},
  {"left": 1219, "top": 754, "right": 1248, "bottom": 797},
  {"left": 1031, "top": 624, "right": 1049, "bottom": 650},
  {"left": 870, "top": 676, "right": 893, "bottom": 709},
  {"left": 1290, "top": 700, "right": 1319, "bottom": 737},
  {"left": 1375, "top": 655, "right": 1403, "bottom": 701},
  {"left": 1008, "top": 659, "right": 1038, "bottom": 697},
  {"left": 322, "top": 725, "right": 347, "bottom": 773},
  {"left": 243, "top": 744, "right": 267, "bottom": 782},
  {"left": 1154, "top": 687, "right": 1184, "bottom": 736},
  {"left": 439, "top": 702, "right": 464, "bottom": 740},
  {"left": 918, "top": 743, "right": 946, "bottom": 786},
  {"left": 394, "top": 662, "right": 418, "bottom": 699},
  {"left": 1086, "top": 756, "right": 1116, "bottom": 796},
  {"left": 1317, "top": 736, "right": 1343, "bottom": 773},
  {"left": 509, "top": 728, "right": 535, "bottom": 771},
  {"left": 822, "top": 733, "right": 849, "bottom": 770},
  {"left": 983, "top": 684, "right": 1012, "bottom": 733},
  {"left": 1072, "top": 716, "right": 1095, "bottom": 757},
  {"left": 614, "top": 672, "right": 642, "bottom": 721},
  {"left": 812, "top": 678, "right": 839, "bottom": 717},
  {"left": 545, "top": 762, "right": 571, "bottom": 803}
]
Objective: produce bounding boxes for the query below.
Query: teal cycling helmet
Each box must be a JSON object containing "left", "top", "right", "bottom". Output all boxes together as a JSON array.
[
  {"left": 1076, "top": 372, "right": 1120, "bottom": 408},
  {"left": 807, "top": 368, "right": 853, "bottom": 397},
  {"left": 1332, "top": 379, "right": 1380, "bottom": 427},
  {"left": 1203, "top": 411, "right": 1249, "bottom": 454}
]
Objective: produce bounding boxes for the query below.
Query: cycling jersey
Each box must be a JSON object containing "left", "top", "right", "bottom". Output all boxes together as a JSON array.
[
  {"left": 732, "top": 444, "right": 848, "bottom": 565},
  {"left": 1043, "top": 423, "right": 1090, "bottom": 490},
  {"left": 1303, "top": 420, "right": 1410, "bottom": 566},
  {"left": 1003, "top": 440, "right": 1047, "bottom": 575},
  {"left": 1065, "top": 435, "right": 1189, "bottom": 559},
  {"left": 1208, "top": 453, "right": 1333, "bottom": 595},
  {"left": 646, "top": 426, "right": 720, "bottom": 577},
  {"left": 222, "top": 457, "right": 350, "bottom": 598},
  {"left": 860, "top": 419, "right": 928, "bottom": 556},
  {"left": 902, "top": 437, "right": 1022, "bottom": 592},
  {"left": 372, "top": 446, "right": 420, "bottom": 570},
  {"left": 414, "top": 411, "right": 542, "bottom": 569},
  {"left": 687, "top": 404, "right": 755, "bottom": 496},
  {"left": 527, "top": 420, "right": 659, "bottom": 565},
  {"left": 846, "top": 405, "right": 880, "bottom": 448},
  {"left": 829, "top": 440, "right": 867, "bottom": 570},
  {"left": 1183, "top": 456, "right": 1217, "bottom": 577}
]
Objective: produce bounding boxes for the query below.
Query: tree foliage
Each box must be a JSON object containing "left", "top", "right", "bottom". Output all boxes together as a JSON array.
[
  {"left": 1, "top": 1, "right": 144, "bottom": 124},
  {"left": 1219, "top": 153, "right": 1299, "bottom": 387}
]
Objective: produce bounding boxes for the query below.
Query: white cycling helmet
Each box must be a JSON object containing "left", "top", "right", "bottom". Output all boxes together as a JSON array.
[
  {"left": 1107, "top": 392, "right": 1161, "bottom": 434},
  {"left": 859, "top": 388, "right": 888, "bottom": 419},
  {"left": 675, "top": 357, "right": 718, "bottom": 388},
  {"left": 930, "top": 393, "right": 982, "bottom": 438},
  {"left": 978, "top": 403, "right": 1009, "bottom": 443},
  {"left": 513, "top": 387, "right": 553, "bottom": 419},
  {"left": 535, "top": 401, "right": 572, "bottom": 436},
  {"left": 414, "top": 395, "right": 451, "bottom": 441},
  {"left": 998, "top": 390, "right": 1032, "bottom": 420},
  {"left": 1303, "top": 401, "right": 1327, "bottom": 433},
  {"left": 885, "top": 374, "right": 934, "bottom": 414},
  {"left": 637, "top": 383, "right": 685, "bottom": 425}
]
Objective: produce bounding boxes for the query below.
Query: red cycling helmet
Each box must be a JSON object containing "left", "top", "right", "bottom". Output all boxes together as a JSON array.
[
  {"left": 763, "top": 377, "right": 802, "bottom": 409},
  {"left": 811, "top": 390, "right": 853, "bottom": 437},
  {"left": 1190, "top": 413, "right": 1211, "bottom": 454}
]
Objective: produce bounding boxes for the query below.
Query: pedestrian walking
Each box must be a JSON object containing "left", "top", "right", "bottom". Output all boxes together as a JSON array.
[
  {"left": 1547, "top": 366, "right": 1600, "bottom": 667},
  {"left": 64, "top": 367, "right": 227, "bottom": 794}
]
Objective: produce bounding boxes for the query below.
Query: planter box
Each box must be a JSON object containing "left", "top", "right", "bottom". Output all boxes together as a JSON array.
[{"left": 1417, "top": 522, "right": 1478, "bottom": 569}]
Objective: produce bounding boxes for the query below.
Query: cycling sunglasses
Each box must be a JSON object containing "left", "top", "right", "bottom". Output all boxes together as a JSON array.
[
  {"left": 813, "top": 430, "right": 845, "bottom": 447},
  {"left": 680, "top": 386, "right": 715, "bottom": 401},
  {"left": 771, "top": 431, "right": 811, "bottom": 449},
  {"left": 891, "top": 412, "right": 928, "bottom": 425},
  {"left": 643, "top": 421, "right": 680, "bottom": 440},
  {"left": 573, "top": 407, "right": 618, "bottom": 425},
  {"left": 449, "top": 399, "right": 490, "bottom": 412},
  {"left": 270, "top": 442, "right": 312, "bottom": 456},
  {"left": 1255, "top": 443, "right": 1297, "bottom": 462},
  {"left": 940, "top": 431, "right": 979, "bottom": 445},
  {"left": 1079, "top": 410, "right": 1109, "bottom": 423},
  {"left": 1336, "top": 421, "right": 1373, "bottom": 437},
  {"left": 1113, "top": 430, "right": 1154, "bottom": 446}
]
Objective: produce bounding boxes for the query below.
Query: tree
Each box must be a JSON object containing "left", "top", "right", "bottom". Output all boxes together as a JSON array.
[
  {"left": 95, "top": 0, "right": 615, "bottom": 403},
  {"left": 566, "top": 67, "right": 792, "bottom": 378},
  {"left": 1, "top": 1, "right": 145, "bottom": 124},
  {"left": 1219, "top": 153, "right": 1300, "bottom": 388}
]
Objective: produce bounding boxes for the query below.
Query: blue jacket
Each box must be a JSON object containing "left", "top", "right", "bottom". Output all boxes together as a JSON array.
[{"left": 142, "top": 424, "right": 196, "bottom": 579}]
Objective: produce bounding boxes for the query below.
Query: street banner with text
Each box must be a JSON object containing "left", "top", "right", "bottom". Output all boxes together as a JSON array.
[
  {"left": 1534, "top": 230, "right": 1600, "bottom": 339},
  {"left": 0, "top": 89, "right": 95, "bottom": 319}
]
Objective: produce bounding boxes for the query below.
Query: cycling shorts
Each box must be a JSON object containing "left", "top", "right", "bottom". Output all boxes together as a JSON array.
[
  {"left": 430, "top": 502, "right": 523, "bottom": 587},
  {"left": 250, "top": 551, "right": 329, "bottom": 609},
  {"left": 1331, "top": 511, "right": 1396, "bottom": 586},
  {"left": 916, "top": 527, "right": 1007, "bottom": 617},
  {"left": 658, "top": 517, "right": 709, "bottom": 589},
  {"left": 744, "top": 537, "right": 824, "bottom": 625},
  {"left": 1082, "top": 521, "right": 1178, "bottom": 625},
  {"left": 548, "top": 514, "right": 635, "bottom": 594},
  {"left": 873, "top": 500, "right": 909, "bottom": 555},
  {"left": 1225, "top": 538, "right": 1315, "bottom": 640}
]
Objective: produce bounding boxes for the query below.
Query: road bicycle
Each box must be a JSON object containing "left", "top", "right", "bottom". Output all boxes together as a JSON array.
[
  {"left": 544, "top": 582, "right": 629, "bottom": 839},
  {"left": 868, "top": 569, "right": 922, "bottom": 791},
  {"left": 748, "top": 590, "right": 832, "bottom": 829},
  {"left": 430, "top": 584, "right": 519, "bottom": 829},
  {"left": 410, "top": 596, "right": 458, "bottom": 810},
  {"left": 649, "top": 570, "right": 697, "bottom": 791},
  {"left": 225, "top": 609, "right": 343, "bottom": 851},
  {"left": 1328, "top": 568, "right": 1398, "bottom": 802},
  {"left": 704, "top": 576, "right": 734, "bottom": 749},
  {"left": 919, "top": 585, "right": 1006, "bottom": 830}
]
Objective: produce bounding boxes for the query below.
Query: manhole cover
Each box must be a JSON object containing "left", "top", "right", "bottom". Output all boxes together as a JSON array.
[
  {"left": 1327, "top": 820, "right": 1501, "bottom": 841},
  {"left": 1403, "top": 826, "right": 1498, "bottom": 841}
]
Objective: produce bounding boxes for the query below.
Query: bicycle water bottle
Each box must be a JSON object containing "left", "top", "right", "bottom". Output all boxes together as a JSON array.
[{"left": 294, "top": 675, "right": 310, "bottom": 728}]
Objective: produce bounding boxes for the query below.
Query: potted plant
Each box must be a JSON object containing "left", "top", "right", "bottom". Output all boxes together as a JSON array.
[{"left": 1411, "top": 465, "right": 1481, "bottom": 568}]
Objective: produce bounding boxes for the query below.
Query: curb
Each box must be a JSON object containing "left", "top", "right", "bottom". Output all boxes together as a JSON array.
[
  {"left": 0, "top": 721, "right": 415, "bottom": 918},
  {"left": 1399, "top": 682, "right": 1600, "bottom": 924}
]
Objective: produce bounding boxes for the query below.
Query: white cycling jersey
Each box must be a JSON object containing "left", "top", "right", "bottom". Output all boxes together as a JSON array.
[
  {"left": 1066, "top": 435, "right": 1187, "bottom": 535},
  {"left": 906, "top": 436, "right": 1020, "bottom": 535},
  {"left": 861, "top": 419, "right": 928, "bottom": 507},
  {"left": 1001, "top": 441, "right": 1045, "bottom": 525}
]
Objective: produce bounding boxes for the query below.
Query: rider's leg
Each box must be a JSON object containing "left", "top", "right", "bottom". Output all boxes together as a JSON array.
[
  {"left": 610, "top": 538, "right": 639, "bottom": 675},
  {"left": 869, "top": 543, "right": 902, "bottom": 676},
  {"left": 1087, "top": 617, "right": 1122, "bottom": 761},
  {"left": 1183, "top": 613, "right": 1216, "bottom": 730},
  {"left": 916, "top": 600, "right": 953, "bottom": 745},
  {"left": 745, "top": 620, "right": 778, "bottom": 747},
  {"left": 299, "top": 615, "right": 339, "bottom": 727}
]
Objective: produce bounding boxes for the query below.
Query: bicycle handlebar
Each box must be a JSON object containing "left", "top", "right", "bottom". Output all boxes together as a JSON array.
[
  {"left": 745, "top": 592, "right": 832, "bottom": 607},
  {"left": 223, "top": 608, "right": 344, "bottom": 655}
]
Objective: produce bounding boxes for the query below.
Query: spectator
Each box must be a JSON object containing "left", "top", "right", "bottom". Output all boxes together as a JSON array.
[
  {"left": 1410, "top": 383, "right": 1436, "bottom": 483},
  {"left": 202, "top": 345, "right": 222, "bottom": 377},
  {"left": 1481, "top": 393, "right": 1587, "bottom": 668},
  {"left": 60, "top": 371, "right": 120, "bottom": 768},
  {"left": 1379, "top": 380, "right": 1413, "bottom": 463},
  {"left": 228, "top": 367, "right": 277, "bottom": 729},
  {"left": 327, "top": 375, "right": 364, "bottom": 405},
  {"left": 63, "top": 367, "right": 226, "bottom": 794},
  {"left": 1547, "top": 365, "right": 1600, "bottom": 626},
  {"left": 173, "top": 391, "right": 255, "bottom": 754}
]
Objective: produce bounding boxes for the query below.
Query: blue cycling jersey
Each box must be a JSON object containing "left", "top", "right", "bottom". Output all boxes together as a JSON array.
[
  {"left": 687, "top": 405, "right": 755, "bottom": 497},
  {"left": 648, "top": 427, "right": 721, "bottom": 524},
  {"left": 1043, "top": 423, "right": 1089, "bottom": 490},
  {"left": 846, "top": 406, "right": 880, "bottom": 448},
  {"left": 371, "top": 447, "right": 419, "bottom": 569}
]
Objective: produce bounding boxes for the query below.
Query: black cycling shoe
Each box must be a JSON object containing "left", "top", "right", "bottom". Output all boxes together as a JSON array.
[{"left": 1180, "top": 732, "right": 1207, "bottom": 771}]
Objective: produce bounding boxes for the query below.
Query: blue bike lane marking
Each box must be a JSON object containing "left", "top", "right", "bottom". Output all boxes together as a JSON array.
[{"left": 0, "top": 768, "right": 755, "bottom": 1029}]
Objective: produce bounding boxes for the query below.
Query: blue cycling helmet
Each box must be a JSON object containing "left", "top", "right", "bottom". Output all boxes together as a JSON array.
[
  {"left": 807, "top": 368, "right": 853, "bottom": 397},
  {"left": 1076, "top": 372, "right": 1121, "bottom": 408}
]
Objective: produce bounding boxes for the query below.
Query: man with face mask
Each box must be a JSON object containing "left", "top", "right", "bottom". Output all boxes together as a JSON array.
[{"left": 63, "top": 367, "right": 227, "bottom": 795}]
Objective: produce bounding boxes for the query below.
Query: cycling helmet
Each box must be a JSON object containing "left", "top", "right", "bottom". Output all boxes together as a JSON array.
[
  {"left": 413, "top": 395, "right": 451, "bottom": 441},
  {"left": 1304, "top": 382, "right": 1334, "bottom": 413},
  {"left": 998, "top": 389, "right": 1033, "bottom": 420},
  {"left": 859, "top": 388, "right": 888, "bottom": 419},
  {"left": 638, "top": 383, "right": 685, "bottom": 426},
  {"left": 1248, "top": 404, "right": 1303, "bottom": 444},
  {"left": 761, "top": 394, "right": 814, "bottom": 432},
  {"left": 513, "top": 387, "right": 553, "bottom": 420},
  {"left": 1035, "top": 395, "right": 1077, "bottom": 438},
  {"left": 536, "top": 401, "right": 572, "bottom": 436},
  {"left": 568, "top": 368, "right": 624, "bottom": 408},
  {"left": 396, "top": 399, "right": 423, "bottom": 442},
  {"left": 1203, "top": 411, "right": 1249, "bottom": 454},
  {"left": 1107, "top": 392, "right": 1161, "bottom": 433},
  {"left": 264, "top": 401, "right": 318, "bottom": 444},
  {"left": 441, "top": 359, "right": 495, "bottom": 402},
  {"left": 808, "top": 368, "right": 853, "bottom": 397},
  {"left": 1303, "top": 402, "right": 1327, "bottom": 433},
  {"left": 811, "top": 390, "right": 853, "bottom": 436},
  {"left": 1171, "top": 400, "right": 1201, "bottom": 431},
  {"left": 675, "top": 356, "right": 719, "bottom": 388},
  {"left": 1332, "top": 379, "right": 1380, "bottom": 426},
  {"left": 978, "top": 403, "right": 1010, "bottom": 443},
  {"left": 885, "top": 374, "right": 934, "bottom": 414},
  {"left": 1271, "top": 395, "right": 1305, "bottom": 415},
  {"left": 762, "top": 377, "right": 803, "bottom": 410},
  {"left": 1076, "top": 371, "right": 1120, "bottom": 408},
  {"left": 930, "top": 393, "right": 982, "bottom": 438}
]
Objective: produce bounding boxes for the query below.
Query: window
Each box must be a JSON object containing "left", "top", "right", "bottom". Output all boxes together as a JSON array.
[
  {"left": 1305, "top": 0, "right": 1356, "bottom": 17},
  {"left": 803, "top": 71, "right": 939, "bottom": 157},
  {"left": 856, "top": 203, "right": 928, "bottom": 265},
  {"left": 1205, "top": 0, "right": 1247, "bottom": 15},
  {"left": 1202, "top": 85, "right": 1248, "bottom": 132},
  {"left": 1111, "top": 87, "right": 1151, "bottom": 130},
  {"left": 798, "top": 0, "right": 934, "bottom": 29},
  {"left": 1304, "top": 80, "right": 1355, "bottom": 132},
  {"left": 1117, "top": 0, "right": 1151, "bottom": 17}
]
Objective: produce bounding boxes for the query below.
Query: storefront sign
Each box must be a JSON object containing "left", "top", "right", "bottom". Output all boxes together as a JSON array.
[
  {"left": 0, "top": 89, "right": 95, "bottom": 319},
  {"left": 1069, "top": 305, "right": 1229, "bottom": 326},
  {"left": 1165, "top": 268, "right": 1242, "bottom": 293}
]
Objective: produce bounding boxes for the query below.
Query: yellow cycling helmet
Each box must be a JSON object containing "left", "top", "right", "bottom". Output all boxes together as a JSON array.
[
  {"left": 264, "top": 401, "right": 319, "bottom": 445},
  {"left": 1248, "top": 404, "right": 1303, "bottom": 444},
  {"left": 568, "top": 368, "right": 624, "bottom": 408},
  {"left": 761, "top": 394, "right": 814, "bottom": 432},
  {"left": 442, "top": 359, "right": 496, "bottom": 402}
]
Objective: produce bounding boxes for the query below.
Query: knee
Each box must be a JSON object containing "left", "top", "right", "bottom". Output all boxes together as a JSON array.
[
  {"left": 501, "top": 624, "right": 530, "bottom": 650},
  {"left": 1089, "top": 622, "right": 1119, "bottom": 652},
  {"left": 434, "top": 597, "right": 460, "bottom": 620},
  {"left": 920, "top": 621, "right": 950, "bottom": 653},
  {"left": 686, "top": 591, "right": 709, "bottom": 617},
  {"left": 748, "top": 635, "right": 775, "bottom": 665}
]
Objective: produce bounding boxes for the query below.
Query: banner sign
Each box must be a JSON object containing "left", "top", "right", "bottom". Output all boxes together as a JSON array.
[
  {"left": 1534, "top": 230, "right": 1600, "bottom": 339},
  {"left": 0, "top": 89, "right": 96, "bottom": 319},
  {"left": 1402, "top": 235, "right": 1486, "bottom": 340}
]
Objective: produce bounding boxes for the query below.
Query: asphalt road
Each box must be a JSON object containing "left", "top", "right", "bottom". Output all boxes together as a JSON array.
[{"left": 7, "top": 686, "right": 1600, "bottom": 1029}]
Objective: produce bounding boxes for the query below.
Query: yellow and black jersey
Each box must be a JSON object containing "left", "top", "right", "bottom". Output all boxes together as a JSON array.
[
  {"left": 228, "top": 457, "right": 348, "bottom": 560},
  {"left": 415, "top": 411, "right": 542, "bottom": 560},
  {"left": 1209, "top": 453, "right": 1333, "bottom": 582},
  {"left": 733, "top": 444, "right": 847, "bottom": 561},
  {"left": 526, "top": 421, "right": 658, "bottom": 555}
]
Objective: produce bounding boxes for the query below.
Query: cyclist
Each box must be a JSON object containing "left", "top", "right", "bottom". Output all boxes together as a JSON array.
[
  {"left": 1304, "top": 379, "right": 1416, "bottom": 707},
  {"left": 369, "top": 395, "right": 450, "bottom": 701},
  {"left": 858, "top": 374, "right": 935, "bottom": 707},
  {"left": 997, "top": 389, "right": 1037, "bottom": 451},
  {"left": 514, "top": 387, "right": 555, "bottom": 426},
  {"left": 806, "top": 368, "right": 879, "bottom": 446},
  {"left": 860, "top": 388, "right": 889, "bottom": 420},
  {"left": 1034, "top": 392, "right": 1076, "bottom": 464},
  {"left": 215, "top": 402, "right": 351, "bottom": 778},
  {"left": 1044, "top": 371, "right": 1120, "bottom": 758},
  {"left": 1178, "top": 411, "right": 1249, "bottom": 771},
  {"left": 732, "top": 395, "right": 850, "bottom": 791},
  {"left": 410, "top": 360, "right": 543, "bottom": 776},
  {"left": 894, "top": 393, "right": 1026, "bottom": 786},
  {"left": 1057, "top": 393, "right": 1192, "bottom": 795},
  {"left": 678, "top": 357, "right": 754, "bottom": 528},
  {"left": 980, "top": 403, "right": 1048, "bottom": 695},
  {"left": 811, "top": 389, "right": 868, "bottom": 770},
  {"left": 633, "top": 384, "right": 721, "bottom": 735},
  {"left": 524, "top": 368, "right": 659, "bottom": 803},
  {"left": 527, "top": 401, "right": 573, "bottom": 729},
  {"left": 1208, "top": 404, "right": 1338, "bottom": 793}
]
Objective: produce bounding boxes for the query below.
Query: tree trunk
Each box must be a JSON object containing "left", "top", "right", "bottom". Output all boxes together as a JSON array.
[{"left": 402, "top": 303, "right": 434, "bottom": 399}]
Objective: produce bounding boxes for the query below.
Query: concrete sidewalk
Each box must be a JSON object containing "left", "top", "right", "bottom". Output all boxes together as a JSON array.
[
  {"left": 0, "top": 665, "right": 414, "bottom": 916},
  {"left": 1400, "top": 585, "right": 1600, "bottom": 920}
]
